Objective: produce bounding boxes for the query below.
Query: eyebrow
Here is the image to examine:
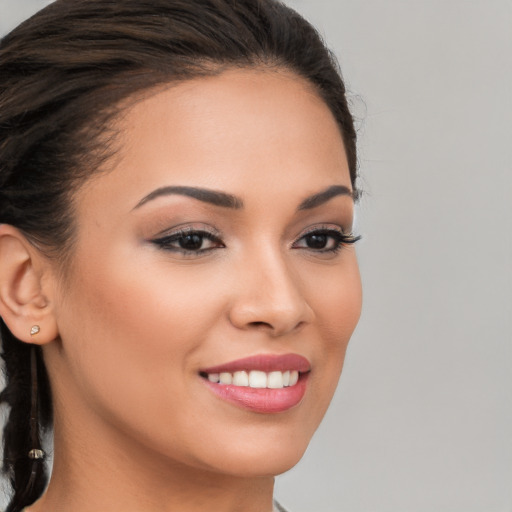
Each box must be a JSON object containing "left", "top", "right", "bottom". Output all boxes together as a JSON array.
[
  {"left": 297, "top": 185, "right": 355, "bottom": 210},
  {"left": 133, "top": 186, "right": 243, "bottom": 210},
  {"left": 133, "top": 184, "right": 354, "bottom": 211}
]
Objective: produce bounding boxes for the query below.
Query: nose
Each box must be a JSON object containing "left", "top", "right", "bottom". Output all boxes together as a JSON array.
[{"left": 227, "top": 248, "right": 314, "bottom": 336}]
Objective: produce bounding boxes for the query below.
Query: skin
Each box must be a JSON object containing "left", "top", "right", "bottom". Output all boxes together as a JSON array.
[{"left": 2, "top": 68, "right": 361, "bottom": 512}]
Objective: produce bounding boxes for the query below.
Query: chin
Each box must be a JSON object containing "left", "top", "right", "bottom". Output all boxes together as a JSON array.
[
  {"left": 197, "top": 433, "right": 311, "bottom": 478},
  {"left": 249, "top": 451, "right": 306, "bottom": 477}
]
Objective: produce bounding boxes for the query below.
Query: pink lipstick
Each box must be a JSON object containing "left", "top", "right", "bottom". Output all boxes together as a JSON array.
[{"left": 199, "top": 354, "right": 310, "bottom": 413}]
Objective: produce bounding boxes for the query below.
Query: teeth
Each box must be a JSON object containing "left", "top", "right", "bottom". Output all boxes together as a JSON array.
[
  {"left": 268, "top": 371, "right": 283, "bottom": 389},
  {"left": 249, "top": 370, "right": 267, "bottom": 388},
  {"left": 219, "top": 372, "right": 232, "bottom": 385},
  {"left": 232, "top": 371, "right": 249, "bottom": 386},
  {"left": 205, "top": 370, "right": 301, "bottom": 389}
]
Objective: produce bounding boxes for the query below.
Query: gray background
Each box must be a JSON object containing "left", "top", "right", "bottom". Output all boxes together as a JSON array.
[{"left": 1, "top": 1, "right": 511, "bottom": 511}]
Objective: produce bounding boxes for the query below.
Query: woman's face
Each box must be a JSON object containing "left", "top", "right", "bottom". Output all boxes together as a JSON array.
[{"left": 46, "top": 69, "right": 362, "bottom": 477}]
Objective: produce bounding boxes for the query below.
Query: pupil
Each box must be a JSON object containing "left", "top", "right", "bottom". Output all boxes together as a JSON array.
[
  {"left": 180, "top": 234, "right": 203, "bottom": 250},
  {"left": 307, "top": 234, "right": 327, "bottom": 249}
]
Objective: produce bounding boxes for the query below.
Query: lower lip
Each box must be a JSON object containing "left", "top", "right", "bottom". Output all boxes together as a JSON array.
[{"left": 202, "top": 374, "right": 309, "bottom": 414}]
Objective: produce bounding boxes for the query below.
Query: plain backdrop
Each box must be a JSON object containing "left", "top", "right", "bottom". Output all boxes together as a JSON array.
[{"left": 1, "top": 1, "right": 511, "bottom": 511}]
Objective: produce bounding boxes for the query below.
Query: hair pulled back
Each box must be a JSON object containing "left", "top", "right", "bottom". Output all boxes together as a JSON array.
[{"left": 0, "top": 0, "right": 357, "bottom": 509}]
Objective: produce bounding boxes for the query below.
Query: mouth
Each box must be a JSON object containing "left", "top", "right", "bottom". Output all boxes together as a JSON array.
[
  {"left": 199, "top": 354, "right": 310, "bottom": 413},
  {"left": 200, "top": 369, "right": 300, "bottom": 389}
]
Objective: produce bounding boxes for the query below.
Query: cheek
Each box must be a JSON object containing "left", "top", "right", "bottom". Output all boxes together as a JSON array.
[
  {"left": 307, "top": 252, "right": 362, "bottom": 347},
  {"left": 58, "top": 241, "right": 247, "bottom": 394},
  {"left": 302, "top": 253, "right": 362, "bottom": 411},
  {"left": 54, "top": 251, "right": 224, "bottom": 414},
  {"left": 69, "top": 247, "right": 226, "bottom": 347},
  {"left": 52, "top": 255, "right": 234, "bottom": 465}
]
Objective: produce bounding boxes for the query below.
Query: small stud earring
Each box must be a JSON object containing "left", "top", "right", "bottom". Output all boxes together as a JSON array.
[{"left": 30, "top": 325, "right": 40, "bottom": 336}]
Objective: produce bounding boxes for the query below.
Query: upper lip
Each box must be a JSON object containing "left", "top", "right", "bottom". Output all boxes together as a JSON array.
[{"left": 200, "top": 353, "right": 311, "bottom": 374}]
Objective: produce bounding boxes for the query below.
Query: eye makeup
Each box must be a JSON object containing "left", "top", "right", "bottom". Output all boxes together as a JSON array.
[
  {"left": 151, "top": 226, "right": 225, "bottom": 255},
  {"left": 148, "top": 222, "right": 360, "bottom": 259},
  {"left": 292, "top": 226, "right": 360, "bottom": 254}
]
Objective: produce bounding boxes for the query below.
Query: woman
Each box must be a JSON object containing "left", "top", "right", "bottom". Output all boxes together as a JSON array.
[{"left": 0, "top": 1, "right": 362, "bottom": 511}]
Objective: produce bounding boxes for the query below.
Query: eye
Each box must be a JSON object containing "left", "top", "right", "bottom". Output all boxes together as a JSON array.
[
  {"left": 293, "top": 228, "right": 360, "bottom": 253},
  {"left": 151, "top": 228, "right": 224, "bottom": 255}
]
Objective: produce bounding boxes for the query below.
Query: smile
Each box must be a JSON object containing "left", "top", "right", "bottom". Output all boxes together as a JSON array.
[
  {"left": 199, "top": 354, "right": 310, "bottom": 413},
  {"left": 204, "top": 370, "right": 299, "bottom": 389}
]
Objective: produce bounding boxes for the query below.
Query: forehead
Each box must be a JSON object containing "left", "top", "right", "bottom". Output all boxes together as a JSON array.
[{"left": 76, "top": 68, "right": 350, "bottom": 216}]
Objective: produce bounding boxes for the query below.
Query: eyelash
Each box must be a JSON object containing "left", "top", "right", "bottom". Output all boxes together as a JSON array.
[
  {"left": 151, "top": 227, "right": 361, "bottom": 256},
  {"left": 151, "top": 228, "right": 224, "bottom": 255},
  {"left": 292, "top": 228, "right": 361, "bottom": 254}
]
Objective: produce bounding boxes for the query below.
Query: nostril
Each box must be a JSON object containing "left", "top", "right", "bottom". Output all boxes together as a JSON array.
[
  {"left": 249, "top": 321, "right": 272, "bottom": 329},
  {"left": 249, "top": 321, "right": 288, "bottom": 333}
]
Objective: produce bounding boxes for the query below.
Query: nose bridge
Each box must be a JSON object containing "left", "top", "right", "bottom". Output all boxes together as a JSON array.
[{"left": 228, "top": 242, "right": 313, "bottom": 335}]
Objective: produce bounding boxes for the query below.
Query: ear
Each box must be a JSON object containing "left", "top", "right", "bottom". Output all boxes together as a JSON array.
[{"left": 0, "top": 224, "right": 58, "bottom": 345}]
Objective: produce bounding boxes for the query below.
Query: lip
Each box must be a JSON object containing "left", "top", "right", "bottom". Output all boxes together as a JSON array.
[
  {"left": 199, "top": 353, "right": 311, "bottom": 414},
  {"left": 199, "top": 353, "right": 311, "bottom": 374}
]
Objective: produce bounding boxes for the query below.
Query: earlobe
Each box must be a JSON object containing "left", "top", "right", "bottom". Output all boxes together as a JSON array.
[{"left": 0, "top": 225, "right": 58, "bottom": 345}]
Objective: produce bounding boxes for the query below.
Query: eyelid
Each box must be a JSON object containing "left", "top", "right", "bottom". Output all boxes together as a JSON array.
[
  {"left": 296, "top": 224, "right": 357, "bottom": 240},
  {"left": 150, "top": 222, "right": 221, "bottom": 239},
  {"left": 291, "top": 224, "right": 361, "bottom": 253},
  {"left": 148, "top": 223, "right": 226, "bottom": 258},
  {"left": 152, "top": 229, "right": 221, "bottom": 245}
]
